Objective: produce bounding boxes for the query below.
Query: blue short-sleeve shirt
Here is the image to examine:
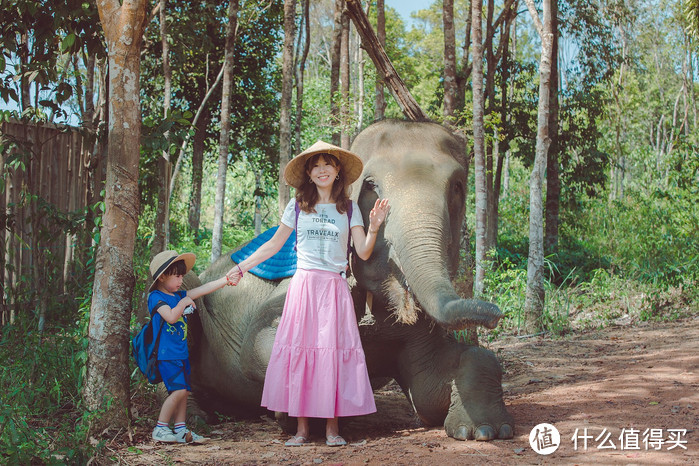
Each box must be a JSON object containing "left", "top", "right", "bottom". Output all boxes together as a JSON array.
[{"left": 147, "top": 289, "right": 189, "bottom": 360}]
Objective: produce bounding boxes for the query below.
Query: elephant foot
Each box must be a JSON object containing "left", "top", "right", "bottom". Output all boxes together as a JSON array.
[
  {"left": 444, "top": 347, "right": 514, "bottom": 441},
  {"left": 448, "top": 422, "right": 514, "bottom": 441}
]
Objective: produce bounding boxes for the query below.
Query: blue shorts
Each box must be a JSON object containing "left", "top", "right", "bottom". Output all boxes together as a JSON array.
[{"left": 157, "top": 359, "right": 191, "bottom": 393}]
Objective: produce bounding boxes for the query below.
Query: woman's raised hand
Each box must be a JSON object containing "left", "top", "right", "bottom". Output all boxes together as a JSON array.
[{"left": 368, "top": 198, "right": 390, "bottom": 232}]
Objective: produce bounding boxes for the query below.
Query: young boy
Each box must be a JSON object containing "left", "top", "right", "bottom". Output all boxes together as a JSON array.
[{"left": 148, "top": 250, "right": 233, "bottom": 443}]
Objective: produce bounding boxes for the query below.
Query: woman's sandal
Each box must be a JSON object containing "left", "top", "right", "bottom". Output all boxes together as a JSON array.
[
  {"left": 325, "top": 435, "right": 347, "bottom": 447},
  {"left": 284, "top": 435, "right": 309, "bottom": 447}
]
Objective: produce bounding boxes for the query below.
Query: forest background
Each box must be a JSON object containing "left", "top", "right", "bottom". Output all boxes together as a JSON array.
[{"left": 0, "top": 0, "right": 697, "bottom": 462}]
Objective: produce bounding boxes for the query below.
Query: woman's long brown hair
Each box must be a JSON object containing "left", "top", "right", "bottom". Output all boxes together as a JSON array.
[{"left": 295, "top": 153, "right": 349, "bottom": 214}]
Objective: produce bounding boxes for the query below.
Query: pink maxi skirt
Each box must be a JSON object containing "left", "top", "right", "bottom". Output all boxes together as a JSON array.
[{"left": 260, "top": 269, "right": 376, "bottom": 418}]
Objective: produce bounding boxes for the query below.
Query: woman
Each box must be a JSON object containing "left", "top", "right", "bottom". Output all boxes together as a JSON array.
[{"left": 227, "top": 140, "right": 389, "bottom": 447}]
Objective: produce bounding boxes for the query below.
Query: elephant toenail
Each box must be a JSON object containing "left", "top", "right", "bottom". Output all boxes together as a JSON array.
[
  {"left": 453, "top": 425, "right": 470, "bottom": 441},
  {"left": 498, "top": 424, "right": 514, "bottom": 439},
  {"left": 474, "top": 425, "right": 496, "bottom": 441}
]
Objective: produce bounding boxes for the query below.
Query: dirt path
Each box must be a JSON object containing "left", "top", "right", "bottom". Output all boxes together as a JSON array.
[{"left": 114, "top": 317, "right": 698, "bottom": 465}]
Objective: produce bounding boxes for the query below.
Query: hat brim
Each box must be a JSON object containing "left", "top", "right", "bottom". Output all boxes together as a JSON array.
[
  {"left": 283, "top": 140, "right": 363, "bottom": 189},
  {"left": 149, "top": 252, "right": 196, "bottom": 292}
]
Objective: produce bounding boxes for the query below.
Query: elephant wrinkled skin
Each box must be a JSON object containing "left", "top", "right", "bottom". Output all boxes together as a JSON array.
[{"left": 187, "top": 120, "right": 514, "bottom": 441}]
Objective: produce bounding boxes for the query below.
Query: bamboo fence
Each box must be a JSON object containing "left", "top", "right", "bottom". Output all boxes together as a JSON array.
[{"left": 1, "top": 120, "right": 105, "bottom": 326}]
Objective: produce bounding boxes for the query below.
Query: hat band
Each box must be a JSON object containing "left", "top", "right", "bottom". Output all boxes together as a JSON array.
[{"left": 153, "top": 256, "right": 177, "bottom": 280}]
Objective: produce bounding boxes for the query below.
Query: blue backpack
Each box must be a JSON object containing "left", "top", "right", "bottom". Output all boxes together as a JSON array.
[{"left": 131, "top": 309, "right": 165, "bottom": 384}]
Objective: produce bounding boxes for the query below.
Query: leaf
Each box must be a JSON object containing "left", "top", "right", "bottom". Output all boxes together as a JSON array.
[
  {"left": 26, "top": 70, "right": 39, "bottom": 84},
  {"left": 61, "top": 33, "right": 76, "bottom": 52}
]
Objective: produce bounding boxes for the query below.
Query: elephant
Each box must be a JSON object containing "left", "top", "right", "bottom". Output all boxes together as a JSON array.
[{"left": 186, "top": 119, "right": 514, "bottom": 441}]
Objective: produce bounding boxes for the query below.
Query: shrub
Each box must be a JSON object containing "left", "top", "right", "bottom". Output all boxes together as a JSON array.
[{"left": 0, "top": 320, "right": 93, "bottom": 463}]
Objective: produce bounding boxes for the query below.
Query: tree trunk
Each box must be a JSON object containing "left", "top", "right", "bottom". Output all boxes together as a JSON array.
[
  {"left": 153, "top": 0, "right": 171, "bottom": 256},
  {"left": 544, "top": 0, "right": 560, "bottom": 255},
  {"left": 78, "top": 57, "right": 107, "bottom": 277},
  {"left": 330, "top": 0, "right": 343, "bottom": 145},
  {"left": 486, "top": 0, "right": 516, "bottom": 256},
  {"left": 374, "top": 0, "right": 386, "bottom": 120},
  {"left": 471, "top": 0, "right": 487, "bottom": 297},
  {"left": 354, "top": 8, "right": 366, "bottom": 133},
  {"left": 211, "top": 0, "right": 239, "bottom": 263},
  {"left": 523, "top": 0, "right": 553, "bottom": 334},
  {"left": 293, "top": 0, "right": 310, "bottom": 155},
  {"left": 86, "top": 0, "right": 148, "bottom": 433},
  {"left": 188, "top": 110, "right": 209, "bottom": 237},
  {"left": 503, "top": 150, "right": 510, "bottom": 197},
  {"left": 457, "top": 1, "right": 473, "bottom": 112},
  {"left": 346, "top": 0, "right": 427, "bottom": 121},
  {"left": 443, "top": 0, "right": 458, "bottom": 120},
  {"left": 169, "top": 63, "right": 224, "bottom": 199},
  {"left": 278, "top": 0, "right": 295, "bottom": 217},
  {"left": 484, "top": 0, "right": 496, "bottom": 255},
  {"left": 20, "top": 33, "right": 30, "bottom": 111},
  {"left": 340, "top": 6, "right": 350, "bottom": 148}
]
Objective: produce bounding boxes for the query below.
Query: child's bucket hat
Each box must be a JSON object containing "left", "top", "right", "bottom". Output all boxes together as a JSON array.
[
  {"left": 283, "top": 140, "right": 363, "bottom": 189},
  {"left": 149, "top": 250, "right": 196, "bottom": 292}
]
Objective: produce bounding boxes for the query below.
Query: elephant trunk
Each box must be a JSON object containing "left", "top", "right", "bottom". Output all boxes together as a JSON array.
[{"left": 387, "top": 211, "right": 502, "bottom": 330}]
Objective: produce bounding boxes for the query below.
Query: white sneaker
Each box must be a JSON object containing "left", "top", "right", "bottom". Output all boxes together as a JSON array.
[
  {"left": 176, "top": 428, "right": 209, "bottom": 444},
  {"left": 152, "top": 426, "right": 178, "bottom": 443}
]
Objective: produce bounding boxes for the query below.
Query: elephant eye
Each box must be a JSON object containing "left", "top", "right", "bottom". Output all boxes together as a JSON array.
[
  {"left": 450, "top": 180, "right": 464, "bottom": 205},
  {"left": 453, "top": 180, "right": 464, "bottom": 197}
]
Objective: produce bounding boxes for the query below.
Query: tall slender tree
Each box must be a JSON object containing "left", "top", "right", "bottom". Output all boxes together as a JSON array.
[
  {"left": 443, "top": 0, "right": 458, "bottom": 120},
  {"left": 188, "top": 111, "right": 210, "bottom": 236},
  {"left": 340, "top": 5, "right": 351, "bottom": 148},
  {"left": 293, "top": 0, "right": 311, "bottom": 154},
  {"left": 330, "top": 0, "right": 344, "bottom": 145},
  {"left": 544, "top": 0, "right": 560, "bottom": 254},
  {"left": 153, "top": 0, "right": 172, "bottom": 256},
  {"left": 472, "top": 0, "right": 487, "bottom": 296},
  {"left": 523, "top": 0, "right": 554, "bottom": 333},
  {"left": 85, "top": 0, "right": 148, "bottom": 431},
  {"left": 279, "top": 0, "right": 296, "bottom": 217},
  {"left": 375, "top": 0, "right": 386, "bottom": 120},
  {"left": 211, "top": 0, "right": 239, "bottom": 263}
]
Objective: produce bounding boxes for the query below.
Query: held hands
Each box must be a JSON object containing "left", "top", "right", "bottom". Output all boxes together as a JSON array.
[
  {"left": 368, "top": 198, "right": 390, "bottom": 234},
  {"left": 226, "top": 264, "right": 243, "bottom": 286}
]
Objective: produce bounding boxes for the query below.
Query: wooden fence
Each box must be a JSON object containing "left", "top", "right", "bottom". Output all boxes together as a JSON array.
[{"left": 1, "top": 120, "right": 105, "bottom": 326}]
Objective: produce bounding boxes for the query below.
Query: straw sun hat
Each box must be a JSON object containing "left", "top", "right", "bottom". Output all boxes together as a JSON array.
[
  {"left": 283, "top": 140, "right": 363, "bottom": 189},
  {"left": 149, "top": 250, "right": 196, "bottom": 292}
]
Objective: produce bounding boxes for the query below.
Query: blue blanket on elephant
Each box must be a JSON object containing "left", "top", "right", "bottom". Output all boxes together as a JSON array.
[{"left": 230, "top": 226, "right": 297, "bottom": 280}]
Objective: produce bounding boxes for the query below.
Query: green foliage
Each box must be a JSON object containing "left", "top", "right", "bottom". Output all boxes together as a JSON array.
[
  {"left": 170, "top": 225, "right": 254, "bottom": 275},
  {"left": 0, "top": 0, "right": 104, "bottom": 123},
  {"left": 568, "top": 185, "right": 699, "bottom": 287},
  {"left": 483, "top": 143, "right": 697, "bottom": 338},
  {"left": 0, "top": 320, "right": 94, "bottom": 463},
  {"left": 139, "top": 0, "right": 282, "bottom": 211}
]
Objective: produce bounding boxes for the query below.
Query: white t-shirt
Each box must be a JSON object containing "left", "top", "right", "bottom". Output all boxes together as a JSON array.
[{"left": 281, "top": 199, "right": 364, "bottom": 274}]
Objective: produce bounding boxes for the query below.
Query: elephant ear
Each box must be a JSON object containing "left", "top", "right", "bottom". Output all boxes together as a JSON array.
[
  {"left": 182, "top": 270, "right": 207, "bottom": 355},
  {"left": 357, "top": 178, "right": 379, "bottom": 226}
]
